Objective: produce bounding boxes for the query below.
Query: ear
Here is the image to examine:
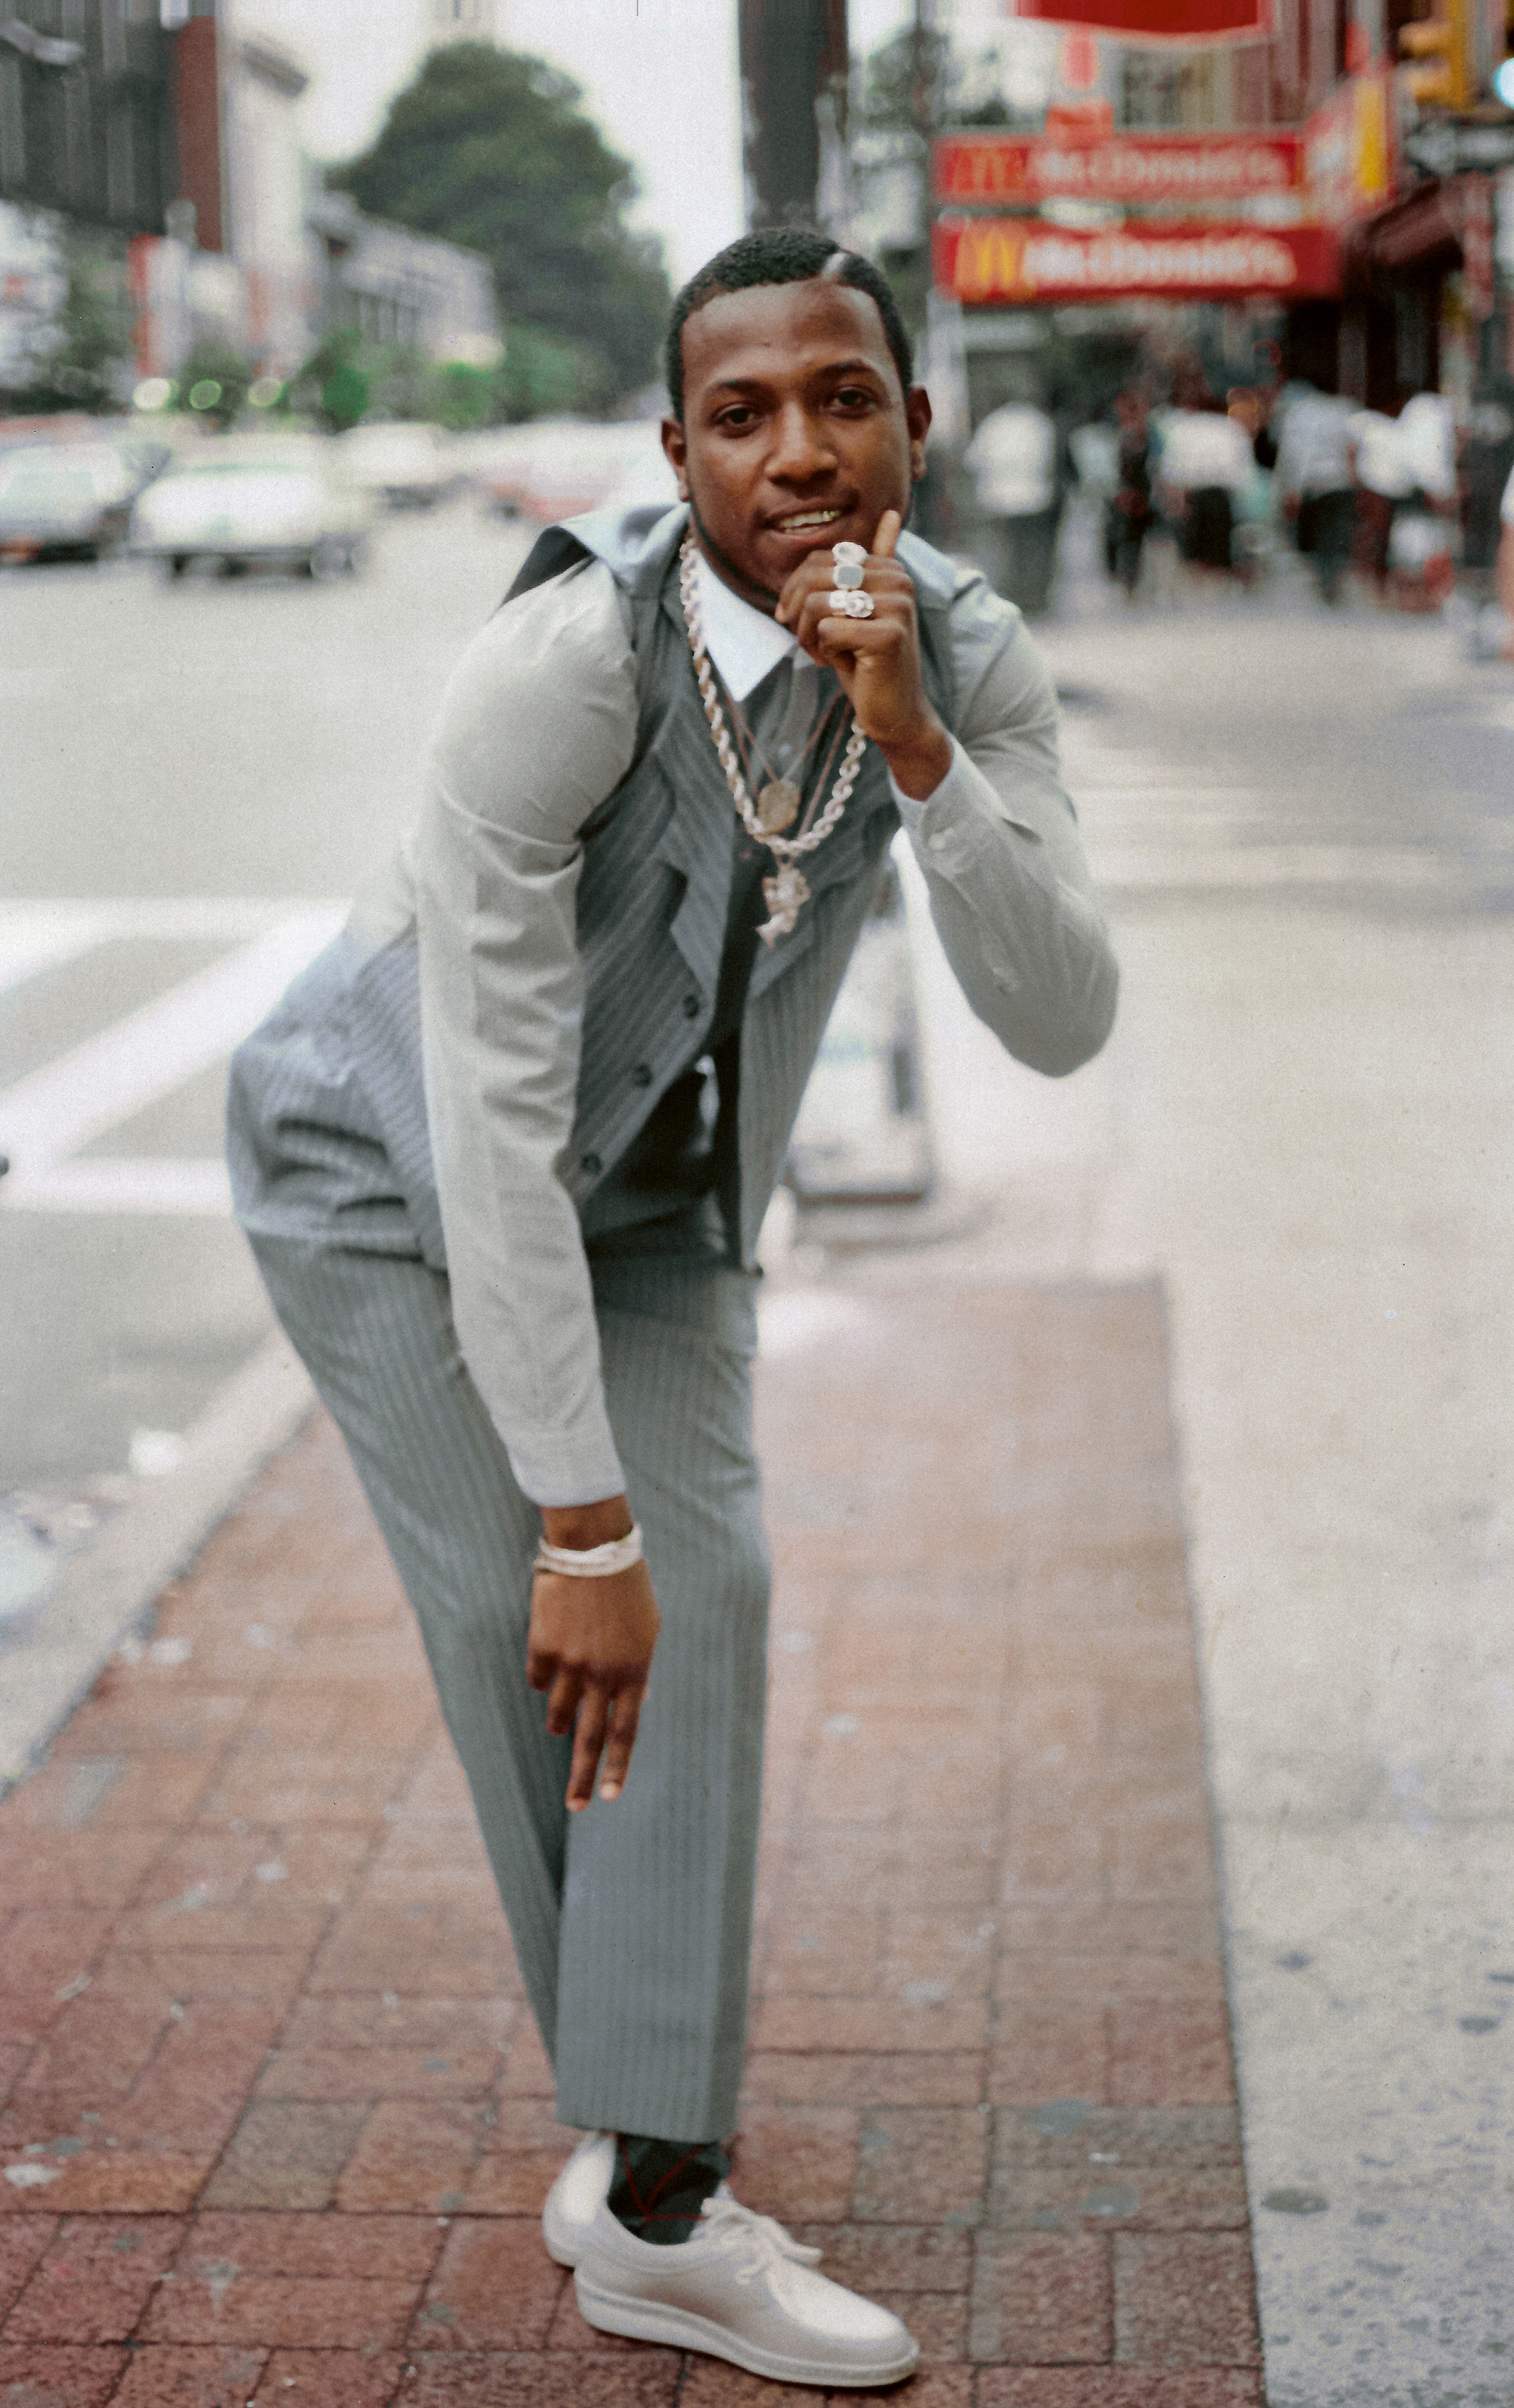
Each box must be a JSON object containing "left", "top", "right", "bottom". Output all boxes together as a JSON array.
[
  {"left": 905, "top": 385, "right": 933, "bottom": 483},
  {"left": 661, "top": 415, "right": 690, "bottom": 502}
]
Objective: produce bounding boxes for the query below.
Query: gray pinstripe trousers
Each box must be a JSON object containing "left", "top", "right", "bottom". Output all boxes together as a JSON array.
[{"left": 249, "top": 1234, "right": 770, "bottom": 2142}]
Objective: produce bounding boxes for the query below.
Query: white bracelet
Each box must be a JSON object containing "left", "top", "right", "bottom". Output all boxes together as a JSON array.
[{"left": 534, "top": 1523, "right": 644, "bottom": 1579}]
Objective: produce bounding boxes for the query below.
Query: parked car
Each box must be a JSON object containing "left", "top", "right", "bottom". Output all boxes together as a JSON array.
[
  {"left": 470, "top": 419, "right": 674, "bottom": 522},
  {"left": 337, "top": 421, "right": 457, "bottom": 509},
  {"left": 129, "top": 443, "right": 373, "bottom": 579},
  {"left": 0, "top": 445, "right": 135, "bottom": 563}
]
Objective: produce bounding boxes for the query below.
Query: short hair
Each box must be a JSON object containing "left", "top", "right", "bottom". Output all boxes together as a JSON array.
[{"left": 665, "top": 229, "right": 915, "bottom": 422}]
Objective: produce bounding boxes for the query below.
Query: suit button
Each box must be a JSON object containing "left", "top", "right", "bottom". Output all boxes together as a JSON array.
[
  {"left": 631, "top": 1062, "right": 654, "bottom": 1088},
  {"left": 580, "top": 1152, "right": 602, "bottom": 1178},
  {"left": 682, "top": 995, "right": 700, "bottom": 1019}
]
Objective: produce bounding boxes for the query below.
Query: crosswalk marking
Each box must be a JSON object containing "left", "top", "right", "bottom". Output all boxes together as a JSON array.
[
  {"left": 1, "top": 905, "right": 345, "bottom": 1216},
  {"left": 0, "top": 907, "right": 120, "bottom": 1003},
  {"left": 1061, "top": 729, "right": 1503, "bottom": 898},
  {"left": 0, "top": 896, "right": 347, "bottom": 988},
  {"left": 1086, "top": 842, "right": 1470, "bottom": 895},
  {"left": 6, "top": 1158, "right": 234, "bottom": 1216}
]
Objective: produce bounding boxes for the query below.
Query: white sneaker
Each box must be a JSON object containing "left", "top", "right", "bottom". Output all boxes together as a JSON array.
[
  {"left": 574, "top": 2194, "right": 920, "bottom": 2388},
  {"left": 542, "top": 2131, "right": 616, "bottom": 2267},
  {"left": 542, "top": 2131, "right": 741, "bottom": 2268}
]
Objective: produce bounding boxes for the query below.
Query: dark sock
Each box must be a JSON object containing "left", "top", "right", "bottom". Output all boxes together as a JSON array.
[{"left": 607, "top": 2131, "right": 731, "bottom": 2245}]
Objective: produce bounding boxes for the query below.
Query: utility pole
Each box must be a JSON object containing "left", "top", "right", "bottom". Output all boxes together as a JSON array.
[{"left": 738, "top": 0, "right": 850, "bottom": 231}]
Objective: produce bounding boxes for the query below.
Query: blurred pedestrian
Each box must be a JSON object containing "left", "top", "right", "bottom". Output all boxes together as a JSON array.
[
  {"left": 1224, "top": 386, "right": 1279, "bottom": 584},
  {"left": 1155, "top": 396, "right": 1254, "bottom": 580},
  {"left": 1274, "top": 381, "right": 1357, "bottom": 603},
  {"left": 1494, "top": 456, "right": 1514, "bottom": 659},
  {"left": 1397, "top": 389, "right": 1457, "bottom": 513},
  {"left": 1382, "top": 390, "right": 1459, "bottom": 613},
  {"left": 963, "top": 394, "right": 1064, "bottom": 615},
  {"left": 225, "top": 231, "right": 1117, "bottom": 2390},
  {"left": 1461, "top": 379, "right": 1514, "bottom": 610},
  {"left": 1102, "top": 387, "right": 1156, "bottom": 598},
  {"left": 1347, "top": 397, "right": 1413, "bottom": 594}
]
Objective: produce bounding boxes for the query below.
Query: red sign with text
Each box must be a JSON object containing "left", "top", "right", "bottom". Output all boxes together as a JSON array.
[
  {"left": 1010, "top": 0, "right": 1272, "bottom": 37},
  {"left": 934, "top": 216, "right": 1341, "bottom": 305},
  {"left": 934, "top": 132, "right": 1304, "bottom": 207}
]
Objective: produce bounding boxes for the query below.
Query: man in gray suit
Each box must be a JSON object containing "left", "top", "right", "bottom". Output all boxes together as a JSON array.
[{"left": 228, "top": 229, "right": 1116, "bottom": 2388}]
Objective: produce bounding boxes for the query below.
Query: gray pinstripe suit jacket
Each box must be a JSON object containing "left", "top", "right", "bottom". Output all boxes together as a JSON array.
[{"left": 228, "top": 503, "right": 1116, "bottom": 1504}]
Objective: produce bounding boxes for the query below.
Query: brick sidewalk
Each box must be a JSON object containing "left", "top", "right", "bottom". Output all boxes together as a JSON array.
[{"left": 0, "top": 1277, "right": 1262, "bottom": 2406}]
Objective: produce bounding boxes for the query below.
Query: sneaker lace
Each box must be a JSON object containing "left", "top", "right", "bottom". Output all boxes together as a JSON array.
[{"left": 698, "top": 2192, "right": 824, "bottom": 2273}]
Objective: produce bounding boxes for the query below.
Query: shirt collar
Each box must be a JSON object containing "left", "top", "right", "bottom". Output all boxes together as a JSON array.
[{"left": 693, "top": 548, "right": 800, "bottom": 703}]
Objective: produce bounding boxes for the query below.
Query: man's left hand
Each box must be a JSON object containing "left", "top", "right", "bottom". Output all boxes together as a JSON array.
[{"left": 775, "top": 509, "right": 952, "bottom": 801}]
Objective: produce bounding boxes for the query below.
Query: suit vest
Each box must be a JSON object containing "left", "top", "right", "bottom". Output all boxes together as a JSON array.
[{"left": 316, "top": 503, "right": 960, "bottom": 1271}]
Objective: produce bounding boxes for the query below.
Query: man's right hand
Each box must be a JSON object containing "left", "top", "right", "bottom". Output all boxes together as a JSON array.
[{"left": 526, "top": 1495, "right": 661, "bottom": 1812}]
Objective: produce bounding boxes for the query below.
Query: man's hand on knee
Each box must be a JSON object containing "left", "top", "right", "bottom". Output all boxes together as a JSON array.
[{"left": 527, "top": 1496, "right": 661, "bottom": 1812}]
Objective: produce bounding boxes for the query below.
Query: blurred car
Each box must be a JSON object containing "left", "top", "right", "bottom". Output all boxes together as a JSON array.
[
  {"left": 105, "top": 427, "right": 177, "bottom": 499},
  {"left": 0, "top": 446, "right": 135, "bottom": 563},
  {"left": 128, "top": 443, "right": 373, "bottom": 578},
  {"left": 337, "top": 421, "right": 457, "bottom": 509},
  {"left": 471, "top": 419, "right": 675, "bottom": 522}
]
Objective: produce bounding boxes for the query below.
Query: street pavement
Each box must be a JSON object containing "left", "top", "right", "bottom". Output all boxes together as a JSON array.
[
  {"left": 1, "top": 490, "right": 1512, "bottom": 2402},
  {"left": 910, "top": 520, "right": 1514, "bottom": 2403},
  {"left": 0, "top": 505, "right": 535, "bottom": 1586},
  {"left": 0, "top": 1263, "right": 1257, "bottom": 2405}
]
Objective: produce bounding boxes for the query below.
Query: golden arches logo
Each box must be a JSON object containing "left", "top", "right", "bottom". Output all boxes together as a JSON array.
[{"left": 952, "top": 221, "right": 1032, "bottom": 302}]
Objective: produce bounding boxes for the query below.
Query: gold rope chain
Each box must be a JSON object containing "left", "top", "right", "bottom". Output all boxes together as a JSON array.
[{"left": 678, "top": 535, "right": 866, "bottom": 881}]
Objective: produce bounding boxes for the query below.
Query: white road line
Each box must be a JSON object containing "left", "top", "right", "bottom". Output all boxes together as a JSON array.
[
  {"left": 0, "top": 897, "right": 349, "bottom": 997},
  {"left": 0, "top": 906, "right": 119, "bottom": 1001},
  {"left": 2, "top": 1159, "right": 234, "bottom": 1216},
  {"left": 1089, "top": 844, "right": 1467, "bottom": 893},
  {"left": 0, "top": 906, "right": 344, "bottom": 1211}
]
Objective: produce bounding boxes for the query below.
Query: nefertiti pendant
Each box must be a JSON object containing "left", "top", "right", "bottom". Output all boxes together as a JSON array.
[
  {"left": 756, "top": 778, "right": 801, "bottom": 835},
  {"left": 758, "top": 861, "right": 811, "bottom": 947}
]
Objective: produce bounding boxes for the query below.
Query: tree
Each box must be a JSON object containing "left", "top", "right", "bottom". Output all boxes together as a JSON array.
[
  {"left": 0, "top": 231, "right": 134, "bottom": 416},
  {"left": 329, "top": 44, "right": 671, "bottom": 418},
  {"left": 284, "top": 329, "right": 372, "bottom": 433},
  {"left": 856, "top": 24, "right": 1018, "bottom": 137}
]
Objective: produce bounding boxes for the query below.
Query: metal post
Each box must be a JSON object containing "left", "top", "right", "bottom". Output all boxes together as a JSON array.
[{"left": 739, "top": 0, "right": 849, "bottom": 231}]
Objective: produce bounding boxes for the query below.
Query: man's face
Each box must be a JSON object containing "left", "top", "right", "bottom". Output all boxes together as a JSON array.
[{"left": 662, "top": 278, "right": 930, "bottom": 609}]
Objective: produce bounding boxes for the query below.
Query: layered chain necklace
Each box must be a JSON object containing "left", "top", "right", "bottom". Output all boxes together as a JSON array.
[{"left": 679, "top": 534, "right": 866, "bottom": 945}]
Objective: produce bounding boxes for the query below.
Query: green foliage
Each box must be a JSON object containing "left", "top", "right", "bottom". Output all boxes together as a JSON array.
[
  {"left": 1, "top": 232, "right": 134, "bottom": 414},
  {"left": 856, "top": 24, "right": 952, "bottom": 134},
  {"left": 494, "top": 323, "right": 608, "bottom": 421},
  {"left": 327, "top": 43, "right": 670, "bottom": 417},
  {"left": 425, "top": 358, "right": 495, "bottom": 431},
  {"left": 857, "top": 24, "right": 1018, "bottom": 132},
  {"left": 177, "top": 340, "right": 253, "bottom": 431},
  {"left": 282, "top": 329, "right": 370, "bottom": 433}
]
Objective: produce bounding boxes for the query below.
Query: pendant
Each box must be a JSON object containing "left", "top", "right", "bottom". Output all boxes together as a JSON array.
[
  {"left": 758, "top": 863, "right": 810, "bottom": 947},
  {"left": 756, "top": 777, "right": 800, "bottom": 835}
]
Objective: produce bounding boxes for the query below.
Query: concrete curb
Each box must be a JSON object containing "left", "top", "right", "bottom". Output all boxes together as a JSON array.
[{"left": 0, "top": 1331, "right": 315, "bottom": 1793}]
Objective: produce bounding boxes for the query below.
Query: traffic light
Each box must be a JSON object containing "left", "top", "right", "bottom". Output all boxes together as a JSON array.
[{"left": 1398, "top": 0, "right": 1474, "bottom": 110}]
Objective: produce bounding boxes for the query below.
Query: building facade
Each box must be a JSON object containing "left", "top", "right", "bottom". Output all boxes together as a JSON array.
[
  {"left": 308, "top": 190, "right": 498, "bottom": 363},
  {"left": 919, "top": 0, "right": 1513, "bottom": 412}
]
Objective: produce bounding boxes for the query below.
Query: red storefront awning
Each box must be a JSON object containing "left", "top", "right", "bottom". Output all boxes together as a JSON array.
[
  {"left": 1349, "top": 179, "right": 1462, "bottom": 277},
  {"left": 934, "top": 216, "right": 1342, "bottom": 305},
  {"left": 1008, "top": 0, "right": 1273, "bottom": 40}
]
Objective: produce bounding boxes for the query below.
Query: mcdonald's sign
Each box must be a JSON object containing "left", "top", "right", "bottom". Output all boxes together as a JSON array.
[
  {"left": 934, "top": 132, "right": 1304, "bottom": 207},
  {"left": 933, "top": 216, "right": 1341, "bottom": 303}
]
